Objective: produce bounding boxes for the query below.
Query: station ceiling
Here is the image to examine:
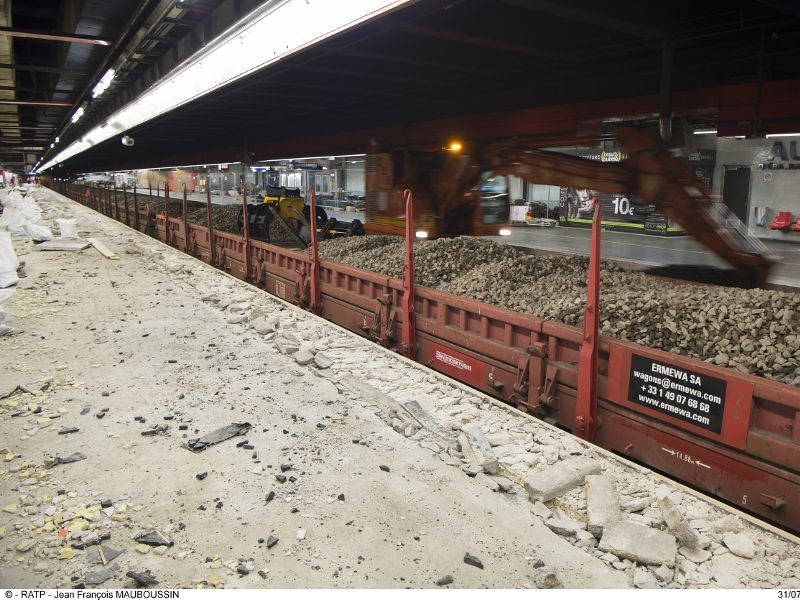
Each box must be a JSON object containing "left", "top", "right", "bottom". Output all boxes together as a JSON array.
[{"left": 8, "top": 0, "right": 800, "bottom": 175}]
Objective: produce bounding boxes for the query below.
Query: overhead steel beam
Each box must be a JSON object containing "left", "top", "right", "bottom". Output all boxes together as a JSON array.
[
  {"left": 0, "top": 85, "right": 74, "bottom": 94},
  {"left": 329, "top": 48, "right": 496, "bottom": 76},
  {"left": 393, "top": 24, "right": 566, "bottom": 61},
  {"left": 0, "top": 26, "right": 112, "bottom": 46},
  {"left": 0, "top": 100, "right": 73, "bottom": 107},
  {"left": 497, "top": 0, "right": 667, "bottom": 39},
  {"left": 0, "top": 63, "right": 90, "bottom": 75}
]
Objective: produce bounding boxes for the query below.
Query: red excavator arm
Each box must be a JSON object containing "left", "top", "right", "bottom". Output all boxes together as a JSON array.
[{"left": 470, "top": 127, "right": 773, "bottom": 288}]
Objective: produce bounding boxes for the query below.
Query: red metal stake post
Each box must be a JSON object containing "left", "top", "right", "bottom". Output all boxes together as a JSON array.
[
  {"left": 133, "top": 185, "right": 140, "bottom": 231},
  {"left": 123, "top": 186, "right": 129, "bottom": 226},
  {"left": 402, "top": 189, "right": 417, "bottom": 359},
  {"left": 182, "top": 184, "right": 189, "bottom": 253},
  {"left": 206, "top": 181, "right": 216, "bottom": 266},
  {"left": 575, "top": 198, "right": 601, "bottom": 441},
  {"left": 308, "top": 190, "right": 322, "bottom": 315},
  {"left": 240, "top": 188, "right": 251, "bottom": 281}
]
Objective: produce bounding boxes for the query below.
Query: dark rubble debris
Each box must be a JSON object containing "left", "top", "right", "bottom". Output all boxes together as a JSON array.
[
  {"left": 187, "top": 422, "right": 251, "bottom": 452},
  {"left": 80, "top": 407, "right": 90, "bottom": 415},
  {"left": 141, "top": 424, "right": 169, "bottom": 436},
  {"left": 85, "top": 568, "right": 117, "bottom": 586},
  {"left": 266, "top": 535, "right": 279, "bottom": 549},
  {"left": 196, "top": 472, "right": 208, "bottom": 480},
  {"left": 134, "top": 530, "right": 173, "bottom": 547},
  {"left": 58, "top": 426, "right": 79, "bottom": 435},
  {"left": 379, "top": 465, "right": 391, "bottom": 472},
  {"left": 44, "top": 452, "right": 87, "bottom": 469},
  {"left": 280, "top": 463, "right": 292, "bottom": 472},
  {"left": 436, "top": 575, "right": 454, "bottom": 586},
  {"left": 464, "top": 552, "right": 484, "bottom": 569},
  {"left": 265, "top": 491, "right": 275, "bottom": 503},
  {"left": 100, "top": 499, "right": 113, "bottom": 508},
  {"left": 127, "top": 570, "right": 158, "bottom": 587},
  {"left": 337, "top": 493, "right": 345, "bottom": 502},
  {"left": 275, "top": 474, "right": 287, "bottom": 483}
]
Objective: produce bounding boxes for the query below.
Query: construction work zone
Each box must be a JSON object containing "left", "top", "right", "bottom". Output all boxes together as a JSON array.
[{"left": 0, "top": 187, "right": 799, "bottom": 589}]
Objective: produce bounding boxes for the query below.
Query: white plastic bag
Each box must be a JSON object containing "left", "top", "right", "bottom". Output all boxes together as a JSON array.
[
  {"left": 23, "top": 222, "right": 53, "bottom": 241},
  {"left": 0, "top": 231, "right": 20, "bottom": 288},
  {"left": 56, "top": 218, "right": 77, "bottom": 239}
]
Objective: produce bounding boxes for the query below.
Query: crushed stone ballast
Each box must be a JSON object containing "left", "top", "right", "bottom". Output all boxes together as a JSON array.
[{"left": 45, "top": 180, "right": 800, "bottom": 534}]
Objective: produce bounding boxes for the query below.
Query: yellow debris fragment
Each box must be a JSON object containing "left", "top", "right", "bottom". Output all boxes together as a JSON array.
[
  {"left": 59, "top": 547, "right": 75, "bottom": 560},
  {"left": 3, "top": 504, "right": 17, "bottom": 513}
]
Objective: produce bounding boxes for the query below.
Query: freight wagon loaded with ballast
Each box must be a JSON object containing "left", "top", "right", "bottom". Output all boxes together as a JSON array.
[{"left": 48, "top": 127, "right": 799, "bottom": 533}]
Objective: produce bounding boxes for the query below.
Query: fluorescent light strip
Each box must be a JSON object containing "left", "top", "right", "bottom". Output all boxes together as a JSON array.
[
  {"left": 39, "top": 0, "right": 410, "bottom": 172},
  {"left": 765, "top": 133, "right": 800, "bottom": 138},
  {"left": 693, "top": 129, "right": 717, "bottom": 135}
]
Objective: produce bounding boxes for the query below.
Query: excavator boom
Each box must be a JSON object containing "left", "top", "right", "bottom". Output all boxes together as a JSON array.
[{"left": 474, "top": 127, "right": 773, "bottom": 288}]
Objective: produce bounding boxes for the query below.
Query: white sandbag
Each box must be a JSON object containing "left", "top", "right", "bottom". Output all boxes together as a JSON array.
[
  {"left": 56, "top": 218, "right": 78, "bottom": 239},
  {"left": 23, "top": 222, "right": 53, "bottom": 241},
  {"left": 0, "top": 188, "right": 48, "bottom": 239},
  {"left": 0, "top": 231, "right": 20, "bottom": 288},
  {"left": 0, "top": 288, "right": 14, "bottom": 304}
]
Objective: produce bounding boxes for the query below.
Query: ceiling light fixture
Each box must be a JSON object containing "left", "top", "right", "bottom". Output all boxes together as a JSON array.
[
  {"left": 92, "top": 69, "right": 115, "bottom": 98},
  {"left": 37, "top": 0, "right": 410, "bottom": 173},
  {"left": 765, "top": 133, "right": 800, "bottom": 138},
  {"left": 692, "top": 129, "right": 717, "bottom": 135},
  {"left": 71, "top": 106, "right": 85, "bottom": 124}
]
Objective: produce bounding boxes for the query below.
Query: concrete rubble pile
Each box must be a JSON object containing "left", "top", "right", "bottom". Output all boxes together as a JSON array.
[{"left": 320, "top": 235, "right": 800, "bottom": 385}]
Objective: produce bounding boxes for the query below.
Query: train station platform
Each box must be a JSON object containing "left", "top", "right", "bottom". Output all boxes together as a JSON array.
[{"left": 1, "top": 186, "right": 799, "bottom": 589}]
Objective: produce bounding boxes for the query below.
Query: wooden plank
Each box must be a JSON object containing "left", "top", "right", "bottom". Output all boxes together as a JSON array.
[{"left": 86, "top": 238, "right": 119, "bottom": 260}]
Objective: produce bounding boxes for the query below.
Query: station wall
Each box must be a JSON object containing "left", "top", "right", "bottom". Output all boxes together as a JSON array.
[{"left": 712, "top": 136, "right": 800, "bottom": 241}]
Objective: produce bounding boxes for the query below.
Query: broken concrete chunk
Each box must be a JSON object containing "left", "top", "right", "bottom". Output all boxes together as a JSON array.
[
  {"left": 657, "top": 496, "right": 700, "bottom": 548},
  {"left": 598, "top": 520, "right": 677, "bottom": 567},
  {"left": 722, "top": 532, "right": 755, "bottom": 559},
  {"left": 251, "top": 318, "right": 276, "bottom": 335},
  {"left": 127, "top": 570, "right": 158, "bottom": 587},
  {"left": 87, "top": 545, "right": 123, "bottom": 566},
  {"left": 633, "top": 567, "right": 659, "bottom": 589},
  {"left": 534, "top": 567, "right": 562, "bottom": 589},
  {"left": 545, "top": 518, "right": 584, "bottom": 537},
  {"left": 141, "top": 424, "right": 169, "bottom": 436},
  {"left": 679, "top": 545, "right": 711, "bottom": 564},
  {"left": 313, "top": 352, "right": 333, "bottom": 369},
  {"left": 586, "top": 474, "right": 620, "bottom": 538},
  {"left": 524, "top": 456, "right": 601, "bottom": 502},
  {"left": 275, "top": 337, "right": 300, "bottom": 355},
  {"left": 460, "top": 423, "right": 499, "bottom": 475},
  {"left": 400, "top": 399, "right": 457, "bottom": 446},
  {"left": 43, "top": 452, "right": 86, "bottom": 469},
  {"left": 134, "top": 530, "right": 173, "bottom": 547},
  {"left": 436, "top": 575, "right": 454, "bottom": 586},
  {"left": 530, "top": 501, "right": 553, "bottom": 521},
  {"left": 85, "top": 568, "right": 116, "bottom": 585},
  {"left": 266, "top": 535, "right": 279, "bottom": 549},
  {"left": 463, "top": 552, "right": 484, "bottom": 569},
  {"left": 294, "top": 349, "right": 315, "bottom": 366},
  {"left": 187, "top": 422, "right": 251, "bottom": 452}
]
